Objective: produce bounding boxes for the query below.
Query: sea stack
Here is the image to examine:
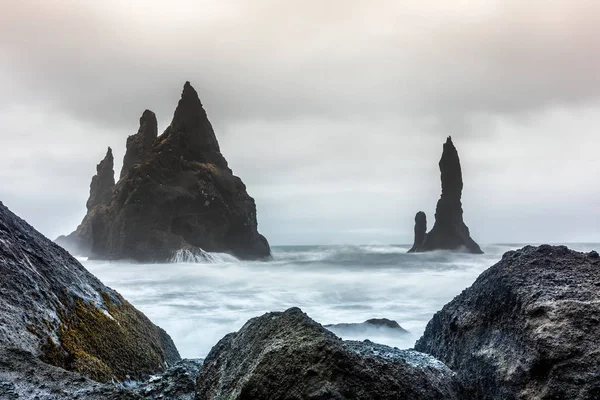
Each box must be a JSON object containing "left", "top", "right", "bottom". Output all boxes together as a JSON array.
[
  {"left": 408, "top": 211, "right": 427, "bottom": 253},
  {"left": 58, "top": 82, "right": 271, "bottom": 262},
  {"left": 410, "top": 137, "right": 482, "bottom": 254}
]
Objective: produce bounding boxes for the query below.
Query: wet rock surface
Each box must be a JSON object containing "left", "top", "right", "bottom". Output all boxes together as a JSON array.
[
  {"left": 196, "top": 307, "right": 463, "bottom": 400},
  {"left": 415, "top": 245, "right": 600, "bottom": 400},
  {"left": 411, "top": 137, "right": 482, "bottom": 254},
  {"left": 133, "top": 359, "right": 203, "bottom": 400},
  {"left": 59, "top": 82, "right": 270, "bottom": 262},
  {"left": 0, "top": 201, "right": 180, "bottom": 382}
]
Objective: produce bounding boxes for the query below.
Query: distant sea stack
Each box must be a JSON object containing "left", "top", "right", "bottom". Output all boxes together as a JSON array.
[
  {"left": 408, "top": 137, "right": 482, "bottom": 254},
  {"left": 57, "top": 82, "right": 271, "bottom": 262}
]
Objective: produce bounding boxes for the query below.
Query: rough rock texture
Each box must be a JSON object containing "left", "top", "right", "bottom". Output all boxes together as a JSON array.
[
  {"left": 408, "top": 211, "right": 427, "bottom": 253},
  {"left": 196, "top": 307, "right": 463, "bottom": 400},
  {"left": 0, "top": 347, "right": 140, "bottom": 400},
  {"left": 415, "top": 245, "right": 600, "bottom": 400},
  {"left": 59, "top": 82, "right": 270, "bottom": 261},
  {"left": 121, "top": 110, "right": 158, "bottom": 179},
  {"left": 133, "top": 359, "right": 203, "bottom": 400},
  {"left": 411, "top": 137, "right": 482, "bottom": 254},
  {"left": 0, "top": 201, "right": 180, "bottom": 382}
]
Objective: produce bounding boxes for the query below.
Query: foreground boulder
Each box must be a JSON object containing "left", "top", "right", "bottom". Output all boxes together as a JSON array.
[
  {"left": 409, "top": 137, "right": 482, "bottom": 254},
  {"left": 415, "top": 245, "right": 600, "bottom": 399},
  {"left": 196, "top": 307, "right": 463, "bottom": 399},
  {"left": 0, "top": 201, "right": 180, "bottom": 382},
  {"left": 58, "top": 81, "right": 270, "bottom": 262}
]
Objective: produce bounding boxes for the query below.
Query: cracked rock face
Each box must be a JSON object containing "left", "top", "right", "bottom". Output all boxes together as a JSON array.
[
  {"left": 0, "top": 201, "right": 180, "bottom": 383},
  {"left": 415, "top": 245, "right": 600, "bottom": 400},
  {"left": 58, "top": 82, "right": 270, "bottom": 262},
  {"left": 410, "top": 137, "right": 482, "bottom": 254},
  {"left": 196, "top": 307, "right": 464, "bottom": 400}
]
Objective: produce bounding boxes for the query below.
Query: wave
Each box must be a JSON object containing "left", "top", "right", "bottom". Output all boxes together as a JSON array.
[{"left": 168, "top": 248, "right": 239, "bottom": 264}]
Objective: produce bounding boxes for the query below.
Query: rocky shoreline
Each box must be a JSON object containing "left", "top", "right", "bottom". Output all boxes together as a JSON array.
[{"left": 2, "top": 201, "right": 599, "bottom": 399}]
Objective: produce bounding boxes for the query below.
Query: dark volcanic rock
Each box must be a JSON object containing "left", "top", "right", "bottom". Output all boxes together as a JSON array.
[
  {"left": 0, "top": 201, "right": 180, "bottom": 382},
  {"left": 196, "top": 307, "right": 463, "bottom": 400},
  {"left": 411, "top": 137, "right": 482, "bottom": 254},
  {"left": 133, "top": 358, "right": 203, "bottom": 400},
  {"left": 120, "top": 110, "right": 158, "bottom": 179},
  {"left": 56, "top": 147, "right": 116, "bottom": 255},
  {"left": 415, "top": 245, "right": 600, "bottom": 399},
  {"left": 408, "top": 211, "right": 427, "bottom": 253},
  {"left": 0, "top": 347, "right": 140, "bottom": 400},
  {"left": 59, "top": 82, "right": 270, "bottom": 261},
  {"left": 86, "top": 147, "right": 116, "bottom": 210}
]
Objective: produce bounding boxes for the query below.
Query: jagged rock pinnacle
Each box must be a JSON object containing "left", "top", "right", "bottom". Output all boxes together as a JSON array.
[
  {"left": 120, "top": 109, "right": 158, "bottom": 179},
  {"left": 169, "top": 81, "right": 221, "bottom": 155},
  {"left": 86, "top": 147, "right": 115, "bottom": 210}
]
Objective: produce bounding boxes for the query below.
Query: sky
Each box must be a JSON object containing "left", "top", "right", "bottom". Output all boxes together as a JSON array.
[{"left": 1, "top": 0, "right": 599, "bottom": 245}]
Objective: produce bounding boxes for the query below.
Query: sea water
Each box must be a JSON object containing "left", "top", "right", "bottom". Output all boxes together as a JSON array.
[{"left": 82, "top": 243, "right": 599, "bottom": 358}]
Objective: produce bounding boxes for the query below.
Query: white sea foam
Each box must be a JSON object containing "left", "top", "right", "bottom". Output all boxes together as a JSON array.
[{"left": 82, "top": 243, "right": 599, "bottom": 358}]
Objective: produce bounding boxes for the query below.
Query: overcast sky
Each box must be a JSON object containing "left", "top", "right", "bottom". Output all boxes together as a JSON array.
[{"left": 1, "top": 0, "right": 599, "bottom": 245}]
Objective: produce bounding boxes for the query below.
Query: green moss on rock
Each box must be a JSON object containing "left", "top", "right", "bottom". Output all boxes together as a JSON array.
[{"left": 42, "top": 292, "right": 179, "bottom": 382}]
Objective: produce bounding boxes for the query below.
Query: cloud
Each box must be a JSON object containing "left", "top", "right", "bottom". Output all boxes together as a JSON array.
[{"left": 0, "top": 0, "right": 599, "bottom": 244}]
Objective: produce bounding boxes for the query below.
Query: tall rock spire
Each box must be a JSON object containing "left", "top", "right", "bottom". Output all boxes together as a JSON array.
[
  {"left": 410, "top": 137, "right": 482, "bottom": 254},
  {"left": 120, "top": 110, "right": 158, "bottom": 179},
  {"left": 86, "top": 147, "right": 115, "bottom": 210}
]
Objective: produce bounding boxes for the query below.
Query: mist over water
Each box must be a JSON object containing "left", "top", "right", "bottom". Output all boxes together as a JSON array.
[{"left": 82, "top": 243, "right": 599, "bottom": 358}]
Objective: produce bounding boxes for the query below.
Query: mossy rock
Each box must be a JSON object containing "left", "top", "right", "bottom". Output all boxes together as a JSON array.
[{"left": 42, "top": 292, "right": 179, "bottom": 382}]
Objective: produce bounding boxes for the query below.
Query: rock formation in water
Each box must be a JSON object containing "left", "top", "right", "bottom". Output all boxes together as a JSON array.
[
  {"left": 409, "top": 137, "right": 482, "bottom": 254},
  {"left": 325, "top": 318, "right": 410, "bottom": 338},
  {"left": 196, "top": 307, "right": 464, "bottom": 399},
  {"left": 408, "top": 211, "right": 427, "bottom": 253},
  {"left": 415, "top": 245, "right": 600, "bottom": 399},
  {"left": 58, "top": 81, "right": 270, "bottom": 261},
  {"left": 0, "top": 201, "right": 180, "bottom": 385}
]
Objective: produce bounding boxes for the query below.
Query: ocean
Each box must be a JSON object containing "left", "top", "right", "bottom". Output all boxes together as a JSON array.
[{"left": 81, "top": 243, "right": 599, "bottom": 359}]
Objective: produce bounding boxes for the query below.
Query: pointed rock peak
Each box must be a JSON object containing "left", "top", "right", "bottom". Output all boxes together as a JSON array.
[
  {"left": 169, "top": 81, "right": 220, "bottom": 153},
  {"left": 140, "top": 109, "right": 157, "bottom": 125},
  {"left": 87, "top": 148, "right": 116, "bottom": 210},
  {"left": 99, "top": 147, "right": 114, "bottom": 171}
]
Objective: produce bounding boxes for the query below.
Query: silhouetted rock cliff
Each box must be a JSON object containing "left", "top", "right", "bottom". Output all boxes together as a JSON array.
[
  {"left": 410, "top": 137, "right": 482, "bottom": 254},
  {"left": 196, "top": 307, "right": 463, "bottom": 399},
  {"left": 0, "top": 201, "right": 180, "bottom": 384},
  {"left": 415, "top": 245, "right": 600, "bottom": 399},
  {"left": 58, "top": 82, "right": 270, "bottom": 262}
]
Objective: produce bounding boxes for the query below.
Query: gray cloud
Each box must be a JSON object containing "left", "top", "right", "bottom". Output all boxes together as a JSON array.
[{"left": 1, "top": 0, "right": 599, "bottom": 244}]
